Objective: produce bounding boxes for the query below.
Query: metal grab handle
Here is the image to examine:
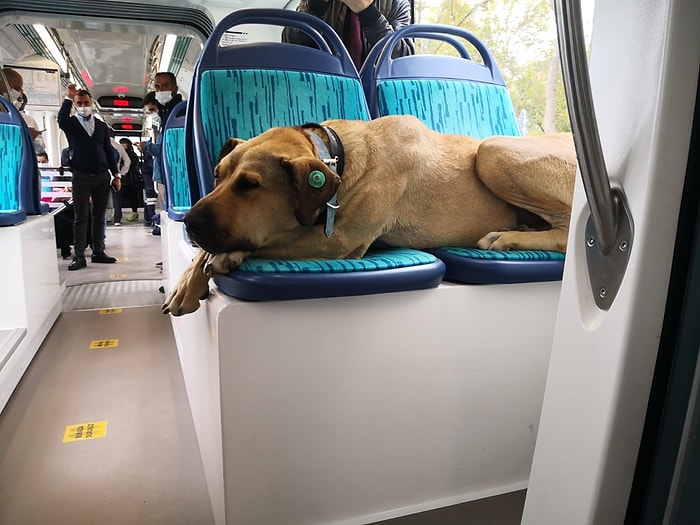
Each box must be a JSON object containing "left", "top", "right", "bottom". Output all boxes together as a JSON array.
[
  {"left": 554, "top": 0, "right": 634, "bottom": 310},
  {"left": 554, "top": 0, "right": 616, "bottom": 254}
]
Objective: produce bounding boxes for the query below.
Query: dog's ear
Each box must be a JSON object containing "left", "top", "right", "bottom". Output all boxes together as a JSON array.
[
  {"left": 218, "top": 138, "right": 245, "bottom": 162},
  {"left": 282, "top": 157, "right": 341, "bottom": 227}
]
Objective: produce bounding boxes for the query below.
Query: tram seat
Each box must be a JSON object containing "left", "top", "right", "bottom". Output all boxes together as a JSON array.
[
  {"left": 161, "top": 100, "right": 191, "bottom": 220},
  {"left": 184, "top": 8, "right": 445, "bottom": 300},
  {"left": 360, "top": 25, "right": 565, "bottom": 283},
  {"left": 0, "top": 96, "right": 47, "bottom": 226}
]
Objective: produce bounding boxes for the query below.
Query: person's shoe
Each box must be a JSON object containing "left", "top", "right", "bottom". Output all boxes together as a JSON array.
[
  {"left": 61, "top": 247, "right": 72, "bottom": 259},
  {"left": 114, "top": 221, "right": 121, "bottom": 226},
  {"left": 68, "top": 256, "right": 87, "bottom": 271},
  {"left": 144, "top": 221, "right": 153, "bottom": 227},
  {"left": 127, "top": 213, "right": 139, "bottom": 222},
  {"left": 91, "top": 252, "right": 117, "bottom": 263},
  {"left": 152, "top": 225, "right": 161, "bottom": 236}
]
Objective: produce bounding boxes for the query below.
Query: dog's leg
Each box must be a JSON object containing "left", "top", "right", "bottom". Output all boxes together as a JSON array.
[
  {"left": 162, "top": 250, "right": 211, "bottom": 316},
  {"left": 475, "top": 134, "right": 577, "bottom": 252}
]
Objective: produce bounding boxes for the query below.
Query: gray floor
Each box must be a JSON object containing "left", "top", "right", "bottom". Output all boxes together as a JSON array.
[{"left": 0, "top": 217, "right": 526, "bottom": 525}]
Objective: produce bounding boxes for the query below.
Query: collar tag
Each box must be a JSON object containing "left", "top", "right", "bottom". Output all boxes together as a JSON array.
[{"left": 322, "top": 156, "right": 338, "bottom": 171}]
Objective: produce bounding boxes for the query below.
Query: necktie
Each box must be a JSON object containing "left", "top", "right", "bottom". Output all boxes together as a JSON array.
[{"left": 343, "top": 11, "right": 363, "bottom": 70}]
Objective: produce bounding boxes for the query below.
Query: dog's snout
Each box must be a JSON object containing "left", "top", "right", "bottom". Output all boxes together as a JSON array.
[{"left": 183, "top": 207, "right": 213, "bottom": 240}]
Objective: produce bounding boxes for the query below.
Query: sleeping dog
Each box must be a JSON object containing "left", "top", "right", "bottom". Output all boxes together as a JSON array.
[{"left": 163, "top": 115, "right": 576, "bottom": 316}]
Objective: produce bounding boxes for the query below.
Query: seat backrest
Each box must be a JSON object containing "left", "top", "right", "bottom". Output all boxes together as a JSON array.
[
  {"left": 187, "top": 7, "right": 371, "bottom": 197},
  {"left": 161, "top": 100, "right": 190, "bottom": 220},
  {"left": 0, "top": 96, "right": 47, "bottom": 225},
  {"left": 360, "top": 24, "right": 520, "bottom": 138}
]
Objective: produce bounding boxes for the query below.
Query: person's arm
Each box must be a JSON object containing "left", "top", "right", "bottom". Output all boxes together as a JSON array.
[
  {"left": 356, "top": 0, "right": 414, "bottom": 58},
  {"left": 57, "top": 98, "right": 74, "bottom": 132},
  {"left": 115, "top": 142, "right": 131, "bottom": 176}
]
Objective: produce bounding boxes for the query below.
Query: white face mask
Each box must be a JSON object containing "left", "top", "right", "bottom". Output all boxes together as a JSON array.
[
  {"left": 155, "top": 90, "right": 173, "bottom": 105},
  {"left": 149, "top": 113, "right": 161, "bottom": 126},
  {"left": 76, "top": 106, "right": 92, "bottom": 117}
]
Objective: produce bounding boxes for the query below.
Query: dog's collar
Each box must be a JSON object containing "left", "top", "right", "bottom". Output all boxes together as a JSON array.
[{"left": 301, "top": 123, "right": 345, "bottom": 238}]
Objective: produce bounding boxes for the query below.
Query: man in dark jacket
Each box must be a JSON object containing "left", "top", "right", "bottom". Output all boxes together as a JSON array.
[
  {"left": 282, "top": 0, "right": 414, "bottom": 70},
  {"left": 58, "top": 84, "right": 121, "bottom": 270}
]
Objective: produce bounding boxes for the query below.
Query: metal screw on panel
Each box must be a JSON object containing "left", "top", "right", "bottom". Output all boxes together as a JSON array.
[
  {"left": 599, "top": 288, "right": 608, "bottom": 298},
  {"left": 587, "top": 236, "right": 596, "bottom": 247},
  {"left": 619, "top": 240, "right": 629, "bottom": 251}
]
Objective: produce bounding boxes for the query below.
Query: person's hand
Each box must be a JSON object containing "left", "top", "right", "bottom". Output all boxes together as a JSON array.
[
  {"left": 136, "top": 141, "right": 146, "bottom": 152},
  {"left": 339, "top": 0, "right": 372, "bottom": 13},
  {"left": 66, "top": 83, "right": 78, "bottom": 99},
  {"left": 111, "top": 177, "right": 122, "bottom": 192}
]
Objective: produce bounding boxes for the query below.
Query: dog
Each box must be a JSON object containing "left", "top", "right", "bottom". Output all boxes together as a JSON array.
[{"left": 163, "top": 115, "right": 576, "bottom": 316}]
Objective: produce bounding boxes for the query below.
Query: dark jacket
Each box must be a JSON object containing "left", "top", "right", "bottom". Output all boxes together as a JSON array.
[
  {"left": 57, "top": 98, "right": 119, "bottom": 175},
  {"left": 282, "top": 0, "right": 414, "bottom": 66}
]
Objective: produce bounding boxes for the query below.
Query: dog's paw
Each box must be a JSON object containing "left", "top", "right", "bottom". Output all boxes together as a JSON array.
[
  {"left": 203, "top": 251, "right": 249, "bottom": 276},
  {"left": 162, "top": 284, "right": 205, "bottom": 317},
  {"left": 476, "top": 231, "right": 520, "bottom": 251}
]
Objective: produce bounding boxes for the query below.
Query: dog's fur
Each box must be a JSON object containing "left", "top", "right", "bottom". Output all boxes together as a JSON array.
[{"left": 163, "top": 115, "right": 576, "bottom": 316}]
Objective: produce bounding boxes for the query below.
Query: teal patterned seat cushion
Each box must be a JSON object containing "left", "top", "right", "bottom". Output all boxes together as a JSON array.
[
  {"left": 164, "top": 127, "right": 190, "bottom": 210},
  {"left": 200, "top": 69, "right": 371, "bottom": 170},
  {"left": 213, "top": 248, "right": 446, "bottom": 301},
  {"left": 437, "top": 247, "right": 564, "bottom": 261},
  {"left": 377, "top": 79, "right": 520, "bottom": 138},
  {"left": 0, "top": 123, "right": 22, "bottom": 212},
  {"left": 238, "top": 248, "right": 437, "bottom": 273},
  {"left": 427, "top": 247, "right": 565, "bottom": 284}
]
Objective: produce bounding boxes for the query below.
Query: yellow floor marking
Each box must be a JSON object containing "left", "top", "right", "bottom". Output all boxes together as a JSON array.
[
  {"left": 117, "top": 257, "right": 128, "bottom": 262},
  {"left": 89, "top": 339, "right": 119, "bottom": 349},
  {"left": 109, "top": 273, "right": 128, "bottom": 279},
  {"left": 63, "top": 421, "right": 107, "bottom": 443},
  {"left": 99, "top": 308, "right": 122, "bottom": 314}
]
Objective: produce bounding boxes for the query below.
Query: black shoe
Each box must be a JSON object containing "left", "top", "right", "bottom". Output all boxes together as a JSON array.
[
  {"left": 68, "top": 256, "right": 87, "bottom": 271},
  {"left": 91, "top": 252, "right": 117, "bottom": 264},
  {"left": 61, "top": 247, "right": 72, "bottom": 259}
]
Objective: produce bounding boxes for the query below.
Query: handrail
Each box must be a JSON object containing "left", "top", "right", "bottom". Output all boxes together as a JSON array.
[
  {"left": 554, "top": 0, "right": 634, "bottom": 310},
  {"left": 554, "top": 0, "right": 617, "bottom": 255}
]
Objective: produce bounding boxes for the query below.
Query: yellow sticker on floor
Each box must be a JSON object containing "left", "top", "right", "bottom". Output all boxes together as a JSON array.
[
  {"left": 109, "top": 273, "right": 127, "bottom": 279},
  {"left": 63, "top": 421, "right": 107, "bottom": 443},
  {"left": 89, "top": 339, "right": 119, "bottom": 349},
  {"left": 117, "top": 257, "right": 128, "bottom": 262},
  {"left": 99, "top": 308, "right": 122, "bottom": 315}
]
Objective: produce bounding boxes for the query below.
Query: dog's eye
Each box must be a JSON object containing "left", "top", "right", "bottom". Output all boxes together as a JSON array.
[{"left": 234, "top": 174, "right": 260, "bottom": 193}]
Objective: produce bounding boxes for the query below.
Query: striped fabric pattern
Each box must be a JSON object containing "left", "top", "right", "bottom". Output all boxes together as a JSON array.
[
  {"left": 0, "top": 124, "right": 22, "bottom": 212},
  {"left": 238, "top": 248, "right": 437, "bottom": 273},
  {"left": 438, "top": 247, "right": 565, "bottom": 261},
  {"left": 164, "top": 127, "right": 190, "bottom": 209},
  {"left": 200, "top": 69, "right": 370, "bottom": 168},
  {"left": 377, "top": 79, "right": 520, "bottom": 138}
]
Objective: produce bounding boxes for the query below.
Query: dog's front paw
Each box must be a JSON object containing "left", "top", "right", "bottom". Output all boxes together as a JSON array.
[
  {"left": 476, "top": 231, "right": 519, "bottom": 251},
  {"left": 162, "top": 252, "right": 211, "bottom": 316},
  {"left": 203, "top": 251, "right": 250, "bottom": 276}
]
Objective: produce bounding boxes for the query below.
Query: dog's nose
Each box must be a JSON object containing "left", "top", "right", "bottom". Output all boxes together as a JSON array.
[{"left": 183, "top": 211, "right": 206, "bottom": 237}]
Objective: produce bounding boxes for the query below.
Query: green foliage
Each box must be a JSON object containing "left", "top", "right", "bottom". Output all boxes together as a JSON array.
[{"left": 415, "top": 0, "right": 573, "bottom": 134}]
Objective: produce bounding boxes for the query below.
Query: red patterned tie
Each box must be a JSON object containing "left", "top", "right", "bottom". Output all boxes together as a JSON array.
[{"left": 343, "top": 11, "right": 363, "bottom": 70}]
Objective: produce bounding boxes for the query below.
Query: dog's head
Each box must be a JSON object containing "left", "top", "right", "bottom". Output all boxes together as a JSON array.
[{"left": 184, "top": 126, "right": 341, "bottom": 256}]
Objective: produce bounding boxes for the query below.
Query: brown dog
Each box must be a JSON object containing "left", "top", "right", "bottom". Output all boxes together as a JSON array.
[{"left": 163, "top": 115, "right": 576, "bottom": 316}]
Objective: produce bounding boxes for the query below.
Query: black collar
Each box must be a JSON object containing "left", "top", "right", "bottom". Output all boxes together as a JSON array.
[{"left": 301, "top": 123, "right": 345, "bottom": 237}]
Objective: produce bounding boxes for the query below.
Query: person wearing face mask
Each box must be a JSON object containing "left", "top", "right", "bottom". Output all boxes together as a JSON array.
[
  {"left": 0, "top": 67, "right": 23, "bottom": 112},
  {"left": 138, "top": 78, "right": 184, "bottom": 235},
  {"left": 57, "top": 83, "right": 121, "bottom": 271}
]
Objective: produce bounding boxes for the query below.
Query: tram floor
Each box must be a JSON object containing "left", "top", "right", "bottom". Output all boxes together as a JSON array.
[{"left": 0, "top": 215, "right": 526, "bottom": 525}]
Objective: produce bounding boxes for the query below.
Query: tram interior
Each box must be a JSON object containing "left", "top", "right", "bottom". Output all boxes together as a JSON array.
[{"left": 0, "top": 1, "right": 597, "bottom": 524}]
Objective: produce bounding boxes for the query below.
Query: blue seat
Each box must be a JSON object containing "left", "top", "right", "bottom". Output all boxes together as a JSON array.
[
  {"left": 161, "top": 100, "right": 190, "bottom": 220},
  {"left": 360, "top": 24, "right": 564, "bottom": 283},
  {"left": 213, "top": 249, "right": 446, "bottom": 301},
  {"left": 0, "top": 96, "right": 47, "bottom": 226},
  {"left": 187, "top": 7, "right": 371, "bottom": 198},
  {"left": 187, "top": 8, "right": 445, "bottom": 300}
]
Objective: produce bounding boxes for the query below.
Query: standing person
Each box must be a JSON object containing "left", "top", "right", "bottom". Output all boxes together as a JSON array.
[
  {"left": 57, "top": 84, "right": 121, "bottom": 271},
  {"left": 16, "top": 92, "right": 47, "bottom": 155},
  {"left": 282, "top": 0, "right": 414, "bottom": 70},
  {"left": 119, "top": 138, "right": 144, "bottom": 222},
  {"left": 109, "top": 128, "right": 130, "bottom": 226},
  {"left": 139, "top": 76, "right": 183, "bottom": 234}
]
